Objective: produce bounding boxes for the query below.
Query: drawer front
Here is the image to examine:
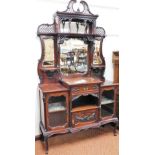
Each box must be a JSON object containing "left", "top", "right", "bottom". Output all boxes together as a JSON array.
[
  {"left": 71, "top": 85, "right": 99, "bottom": 95},
  {"left": 72, "top": 109, "right": 98, "bottom": 127}
]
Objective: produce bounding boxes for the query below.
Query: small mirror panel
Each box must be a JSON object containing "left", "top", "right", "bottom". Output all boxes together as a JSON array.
[
  {"left": 93, "top": 40, "right": 102, "bottom": 65},
  {"left": 42, "top": 37, "right": 54, "bottom": 67}
]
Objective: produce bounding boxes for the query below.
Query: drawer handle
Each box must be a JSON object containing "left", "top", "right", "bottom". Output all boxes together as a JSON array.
[
  {"left": 83, "top": 87, "right": 88, "bottom": 91},
  {"left": 75, "top": 113, "right": 96, "bottom": 122}
]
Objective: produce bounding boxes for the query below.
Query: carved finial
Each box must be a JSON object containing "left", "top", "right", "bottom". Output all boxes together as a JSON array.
[
  {"left": 66, "top": 0, "right": 76, "bottom": 13},
  {"left": 62, "top": 0, "right": 94, "bottom": 15},
  {"left": 80, "top": 0, "right": 93, "bottom": 15}
]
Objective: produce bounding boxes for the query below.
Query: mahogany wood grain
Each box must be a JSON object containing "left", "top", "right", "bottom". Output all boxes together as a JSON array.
[
  {"left": 61, "top": 77, "right": 102, "bottom": 86},
  {"left": 39, "top": 83, "right": 68, "bottom": 93}
]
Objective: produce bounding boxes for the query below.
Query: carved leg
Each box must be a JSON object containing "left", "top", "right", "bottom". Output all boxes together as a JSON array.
[
  {"left": 113, "top": 122, "right": 117, "bottom": 136},
  {"left": 101, "top": 124, "right": 105, "bottom": 128},
  {"left": 44, "top": 136, "right": 49, "bottom": 154},
  {"left": 40, "top": 134, "right": 44, "bottom": 142}
]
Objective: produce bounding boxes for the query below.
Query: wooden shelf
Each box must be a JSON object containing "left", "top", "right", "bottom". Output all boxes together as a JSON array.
[
  {"left": 72, "top": 105, "right": 97, "bottom": 112},
  {"left": 91, "top": 65, "right": 105, "bottom": 68},
  {"left": 101, "top": 97, "right": 114, "bottom": 105},
  {"left": 40, "top": 66, "right": 59, "bottom": 71},
  {"left": 38, "top": 32, "right": 105, "bottom": 38},
  {"left": 48, "top": 102, "right": 66, "bottom": 113}
]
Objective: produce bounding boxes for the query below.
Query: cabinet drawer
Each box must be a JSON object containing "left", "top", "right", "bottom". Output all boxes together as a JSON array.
[
  {"left": 71, "top": 85, "right": 99, "bottom": 95},
  {"left": 72, "top": 109, "right": 98, "bottom": 127}
]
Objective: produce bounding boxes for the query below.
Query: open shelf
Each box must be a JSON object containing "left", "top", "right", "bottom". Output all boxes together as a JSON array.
[
  {"left": 72, "top": 94, "right": 98, "bottom": 110},
  {"left": 72, "top": 105, "right": 97, "bottom": 112}
]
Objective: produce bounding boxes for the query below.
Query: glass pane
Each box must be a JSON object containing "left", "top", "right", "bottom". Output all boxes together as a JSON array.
[
  {"left": 48, "top": 96, "right": 67, "bottom": 127},
  {"left": 49, "top": 112, "right": 67, "bottom": 127},
  {"left": 60, "top": 38, "right": 88, "bottom": 75},
  {"left": 101, "top": 90, "right": 114, "bottom": 117},
  {"left": 42, "top": 38, "right": 54, "bottom": 67},
  {"left": 48, "top": 96, "right": 66, "bottom": 112},
  {"left": 93, "top": 40, "right": 102, "bottom": 65}
]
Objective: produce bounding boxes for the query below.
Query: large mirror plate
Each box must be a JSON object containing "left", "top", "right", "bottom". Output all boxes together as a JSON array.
[{"left": 60, "top": 38, "right": 88, "bottom": 75}]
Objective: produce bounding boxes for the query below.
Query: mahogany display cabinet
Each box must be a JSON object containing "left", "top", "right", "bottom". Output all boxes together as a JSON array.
[{"left": 37, "top": 0, "right": 118, "bottom": 154}]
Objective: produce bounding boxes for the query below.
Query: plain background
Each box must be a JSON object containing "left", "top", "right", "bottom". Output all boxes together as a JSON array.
[{"left": 0, "top": 0, "right": 155, "bottom": 155}]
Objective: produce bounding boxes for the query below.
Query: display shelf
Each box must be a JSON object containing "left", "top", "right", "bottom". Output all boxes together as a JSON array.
[
  {"left": 72, "top": 94, "right": 99, "bottom": 109},
  {"left": 72, "top": 105, "right": 97, "bottom": 112},
  {"left": 48, "top": 102, "right": 66, "bottom": 113},
  {"left": 101, "top": 97, "right": 114, "bottom": 105}
]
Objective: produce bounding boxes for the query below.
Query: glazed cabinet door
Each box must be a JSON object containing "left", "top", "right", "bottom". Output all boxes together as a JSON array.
[
  {"left": 45, "top": 92, "right": 69, "bottom": 131},
  {"left": 100, "top": 86, "right": 117, "bottom": 119}
]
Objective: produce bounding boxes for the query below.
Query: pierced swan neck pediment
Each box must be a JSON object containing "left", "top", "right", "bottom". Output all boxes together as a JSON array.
[{"left": 61, "top": 0, "right": 95, "bottom": 16}]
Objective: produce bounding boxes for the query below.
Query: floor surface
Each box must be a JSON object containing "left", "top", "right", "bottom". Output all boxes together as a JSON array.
[{"left": 35, "top": 125, "right": 119, "bottom": 155}]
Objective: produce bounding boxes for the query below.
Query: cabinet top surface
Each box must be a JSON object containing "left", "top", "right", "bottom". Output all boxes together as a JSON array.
[
  {"left": 101, "top": 80, "right": 119, "bottom": 87},
  {"left": 39, "top": 83, "right": 68, "bottom": 93},
  {"left": 61, "top": 77, "right": 102, "bottom": 86}
]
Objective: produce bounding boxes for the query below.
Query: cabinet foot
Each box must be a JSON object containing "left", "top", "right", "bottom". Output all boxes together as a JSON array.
[
  {"left": 45, "top": 136, "right": 49, "bottom": 154},
  {"left": 113, "top": 122, "right": 117, "bottom": 136}
]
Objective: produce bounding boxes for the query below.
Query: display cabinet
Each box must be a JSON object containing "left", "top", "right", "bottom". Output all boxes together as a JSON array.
[{"left": 37, "top": 0, "right": 118, "bottom": 154}]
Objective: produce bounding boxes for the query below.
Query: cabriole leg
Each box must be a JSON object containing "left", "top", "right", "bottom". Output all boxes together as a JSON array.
[
  {"left": 44, "top": 136, "right": 48, "bottom": 154},
  {"left": 113, "top": 122, "right": 117, "bottom": 136}
]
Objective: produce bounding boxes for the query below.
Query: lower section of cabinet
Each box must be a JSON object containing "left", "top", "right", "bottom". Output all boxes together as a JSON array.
[{"left": 40, "top": 116, "right": 118, "bottom": 154}]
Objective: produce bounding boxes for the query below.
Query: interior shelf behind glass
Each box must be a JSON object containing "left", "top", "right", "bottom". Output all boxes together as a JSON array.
[
  {"left": 48, "top": 102, "right": 66, "bottom": 112},
  {"left": 101, "top": 90, "right": 114, "bottom": 117},
  {"left": 48, "top": 96, "right": 66, "bottom": 112},
  {"left": 101, "top": 97, "right": 114, "bottom": 105}
]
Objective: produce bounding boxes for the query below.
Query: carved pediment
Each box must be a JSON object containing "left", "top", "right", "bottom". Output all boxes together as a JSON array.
[{"left": 60, "top": 0, "right": 96, "bottom": 16}]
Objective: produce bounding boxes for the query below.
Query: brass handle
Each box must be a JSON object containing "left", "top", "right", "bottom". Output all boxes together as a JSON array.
[{"left": 83, "top": 87, "right": 88, "bottom": 91}]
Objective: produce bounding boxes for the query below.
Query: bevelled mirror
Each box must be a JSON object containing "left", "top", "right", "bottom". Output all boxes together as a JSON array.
[
  {"left": 60, "top": 38, "right": 88, "bottom": 75},
  {"left": 42, "top": 37, "right": 54, "bottom": 67},
  {"left": 93, "top": 40, "right": 102, "bottom": 65}
]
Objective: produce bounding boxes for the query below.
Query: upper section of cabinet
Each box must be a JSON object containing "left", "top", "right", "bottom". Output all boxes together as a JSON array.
[
  {"left": 37, "top": 0, "right": 106, "bottom": 83},
  {"left": 37, "top": 0, "right": 105, "bottom": 37}
]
